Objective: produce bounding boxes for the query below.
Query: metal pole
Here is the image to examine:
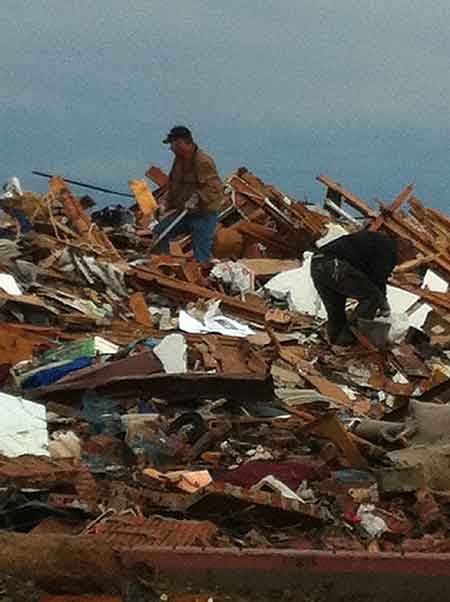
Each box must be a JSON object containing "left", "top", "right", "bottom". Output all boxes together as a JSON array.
[{"left": 32, "top": 171, "right": 134, "bottom": 198}]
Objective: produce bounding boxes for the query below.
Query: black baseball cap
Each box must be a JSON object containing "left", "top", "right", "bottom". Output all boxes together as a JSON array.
[{"left": 163, "top": 126, "right": 193, "bottom": 144}]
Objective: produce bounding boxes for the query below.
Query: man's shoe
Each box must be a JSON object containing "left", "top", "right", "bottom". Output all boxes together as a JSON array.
[{"left": 334, "top": 329, "right": 357, "bottom": 347}]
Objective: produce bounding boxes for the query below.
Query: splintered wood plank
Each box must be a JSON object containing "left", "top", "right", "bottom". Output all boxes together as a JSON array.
[
  {"left": 380, "top": 214, "right": 450, "bottom": 277},
  {"left": 49, "top": 176, "right": 121, "bottom": 260},
  {"left": 279, "top": 346, "right": 319, "bottom": 376},
  {"left": 390, "top": 343, "right": 430, "bottom": 378},
  {"left": 240, "top": 258, "right": 301, "bottom": 276},
  {"left": 236, "top": 221, "right": 300, "bottom": 256},
  {"left": 0, "top": 324, "right": 54, "bottom": 364},
  {"left": 145, "top": 165, "right": 169, "bottom": 187},
  {"left": 50, "top": 176, "right": 90, "bottom": 235},
  {"left": 317, "top": 175, "right": 378, "bottom": 218},
  {"left": 307, "top": 412, "right": 368, "bottom": 468},
  {"left": 129, "top": 292, "right": 153, "bottom": 326},
  {"left": 133, "top": 267, "right": 268, "bottom": 323},
  {"left": 129, "top": 179, "right": 158, "bottom": 216},
  {"left": 303, "top": 374, "right": 354, "bottom": 409},
  {"left": 395, "top": 253, "right": 439, "bottom": 273},
  {"left": 369, "top": 183, "right": 414, "bottom": 232},
  {"left": 226, "top": 174, "right": 266, "bottom": 203},
  {"left": 409, "top": 196, "right": 450, "bottom": 236},
  {"left": 419, "top": 367, "right": 450, "bottom": 394}
]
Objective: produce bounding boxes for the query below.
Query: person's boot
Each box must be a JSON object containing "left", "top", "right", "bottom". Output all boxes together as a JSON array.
[{"left": 334, "top": 326, "right": 357, "bottom": 347}]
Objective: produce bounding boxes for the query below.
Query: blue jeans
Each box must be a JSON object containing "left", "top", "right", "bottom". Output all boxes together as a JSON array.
[
  {"left": 9, "top": 208, "right": 33, "bottom": 233},
  {"left": 153, "top": 211, "right": 218, "bottom": 262}
]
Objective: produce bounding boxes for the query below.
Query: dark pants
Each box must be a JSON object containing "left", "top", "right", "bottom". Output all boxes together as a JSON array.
[
  {"left": 311, "top": 255, "right": 385, "bottom": 345},
  {"left": 153, "top": 211, "right": 218, "bottom": 263}
]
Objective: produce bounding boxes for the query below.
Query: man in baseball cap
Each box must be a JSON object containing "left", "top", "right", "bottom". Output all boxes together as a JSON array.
[{"left": 151, "top": 126, "right": 222, "bottom": 263}]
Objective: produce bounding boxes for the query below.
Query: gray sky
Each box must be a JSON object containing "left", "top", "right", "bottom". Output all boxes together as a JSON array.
[{"left": 2, "top": 0, "right": 450, "bottom": 210}]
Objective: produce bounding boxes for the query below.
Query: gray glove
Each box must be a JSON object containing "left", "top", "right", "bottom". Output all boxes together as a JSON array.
[
  {"left": 378, "top": 297, "right": 391, "bottom": 318},
  {"left": 185, "top": 192, "right": 200, "bottom": 212}
]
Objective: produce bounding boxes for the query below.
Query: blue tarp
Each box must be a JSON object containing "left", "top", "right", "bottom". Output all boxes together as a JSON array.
[{"left": 22, "top": 356, "right": 93, "bottom": 389}]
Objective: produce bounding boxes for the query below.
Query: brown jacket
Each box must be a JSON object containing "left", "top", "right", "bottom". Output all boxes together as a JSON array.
[{"left": 166, "top": 146, "right": 223, "bottom": 214}]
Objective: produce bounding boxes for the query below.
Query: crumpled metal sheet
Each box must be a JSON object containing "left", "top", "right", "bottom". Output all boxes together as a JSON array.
[
  {"left": 107, "top": 481, "right": 206, "bottom": 513},
  {"left": 93, "top": 514, "right": 218, "bottom": 549},
  {"left": 205, "top": 482, "right": 330, "bottom": 521},
  {"left": 0, "top": 454, "right": 79, "bottom": 487},
  {"left": 34, "top": 367, "right": 273, "bottom": 404},
  {"left": 30, "top": 351, "right": 163, "bottom": 397}
]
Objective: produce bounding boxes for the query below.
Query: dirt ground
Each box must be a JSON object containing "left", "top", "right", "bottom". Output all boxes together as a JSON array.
[{"left": 0, "top": 574, "right": 329, "bottom": 601}]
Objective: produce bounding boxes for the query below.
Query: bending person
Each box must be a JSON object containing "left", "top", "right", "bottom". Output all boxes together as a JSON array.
[{"left": 311, "top": 230, "right": 408, "bottom": 346}]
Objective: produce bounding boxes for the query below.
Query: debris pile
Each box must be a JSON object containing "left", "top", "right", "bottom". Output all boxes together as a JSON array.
[{"left": 1, "top": 168, "right": 450, "bottom": 597}]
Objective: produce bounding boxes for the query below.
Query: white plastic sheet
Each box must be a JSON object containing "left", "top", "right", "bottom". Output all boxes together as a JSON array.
[
  {"left": 422, "top": 269, "right": 448, "bottom": 293},
  {"left": 265, "top": 253, "right": 326, "bottom": 318},
  {"left": 0, "top": 273, "right": 22, "bottom": 296},
  {"left": 386, "top": 285, "right": 419, "bottom": 314},
  {"left": 0, "top": 393, "right": 49, "bottom": 457},
  {"left": 179, "top": 300, "right": 254, "bottom": 338},
  {"left": 409, "top": 304, "right": 433, "bottom": 330}
]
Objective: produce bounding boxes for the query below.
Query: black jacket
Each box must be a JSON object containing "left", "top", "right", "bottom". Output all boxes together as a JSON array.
[{"left": 317, "top": 231, "right": 397, "bottom": 295}]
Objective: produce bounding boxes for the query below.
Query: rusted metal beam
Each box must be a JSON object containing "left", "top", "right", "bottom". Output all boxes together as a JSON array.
[{"left": 122, "top": 546, "right": 450, "bottom": 599}]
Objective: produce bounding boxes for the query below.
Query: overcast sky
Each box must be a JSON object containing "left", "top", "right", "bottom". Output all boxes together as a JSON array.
[{"left": 2, "top": 1, "right": 450, "bottom": 211}]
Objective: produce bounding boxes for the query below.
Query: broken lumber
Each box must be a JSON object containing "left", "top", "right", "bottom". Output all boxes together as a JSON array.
[
  {"left": 369, "top": 184, "right": 414, "bottom": 232},
  {"left": 132, "top": 266, "right": 268, "bottom": 323},
  {"left": 317, "top": 175, "right": 377, "bottom": 219}
]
